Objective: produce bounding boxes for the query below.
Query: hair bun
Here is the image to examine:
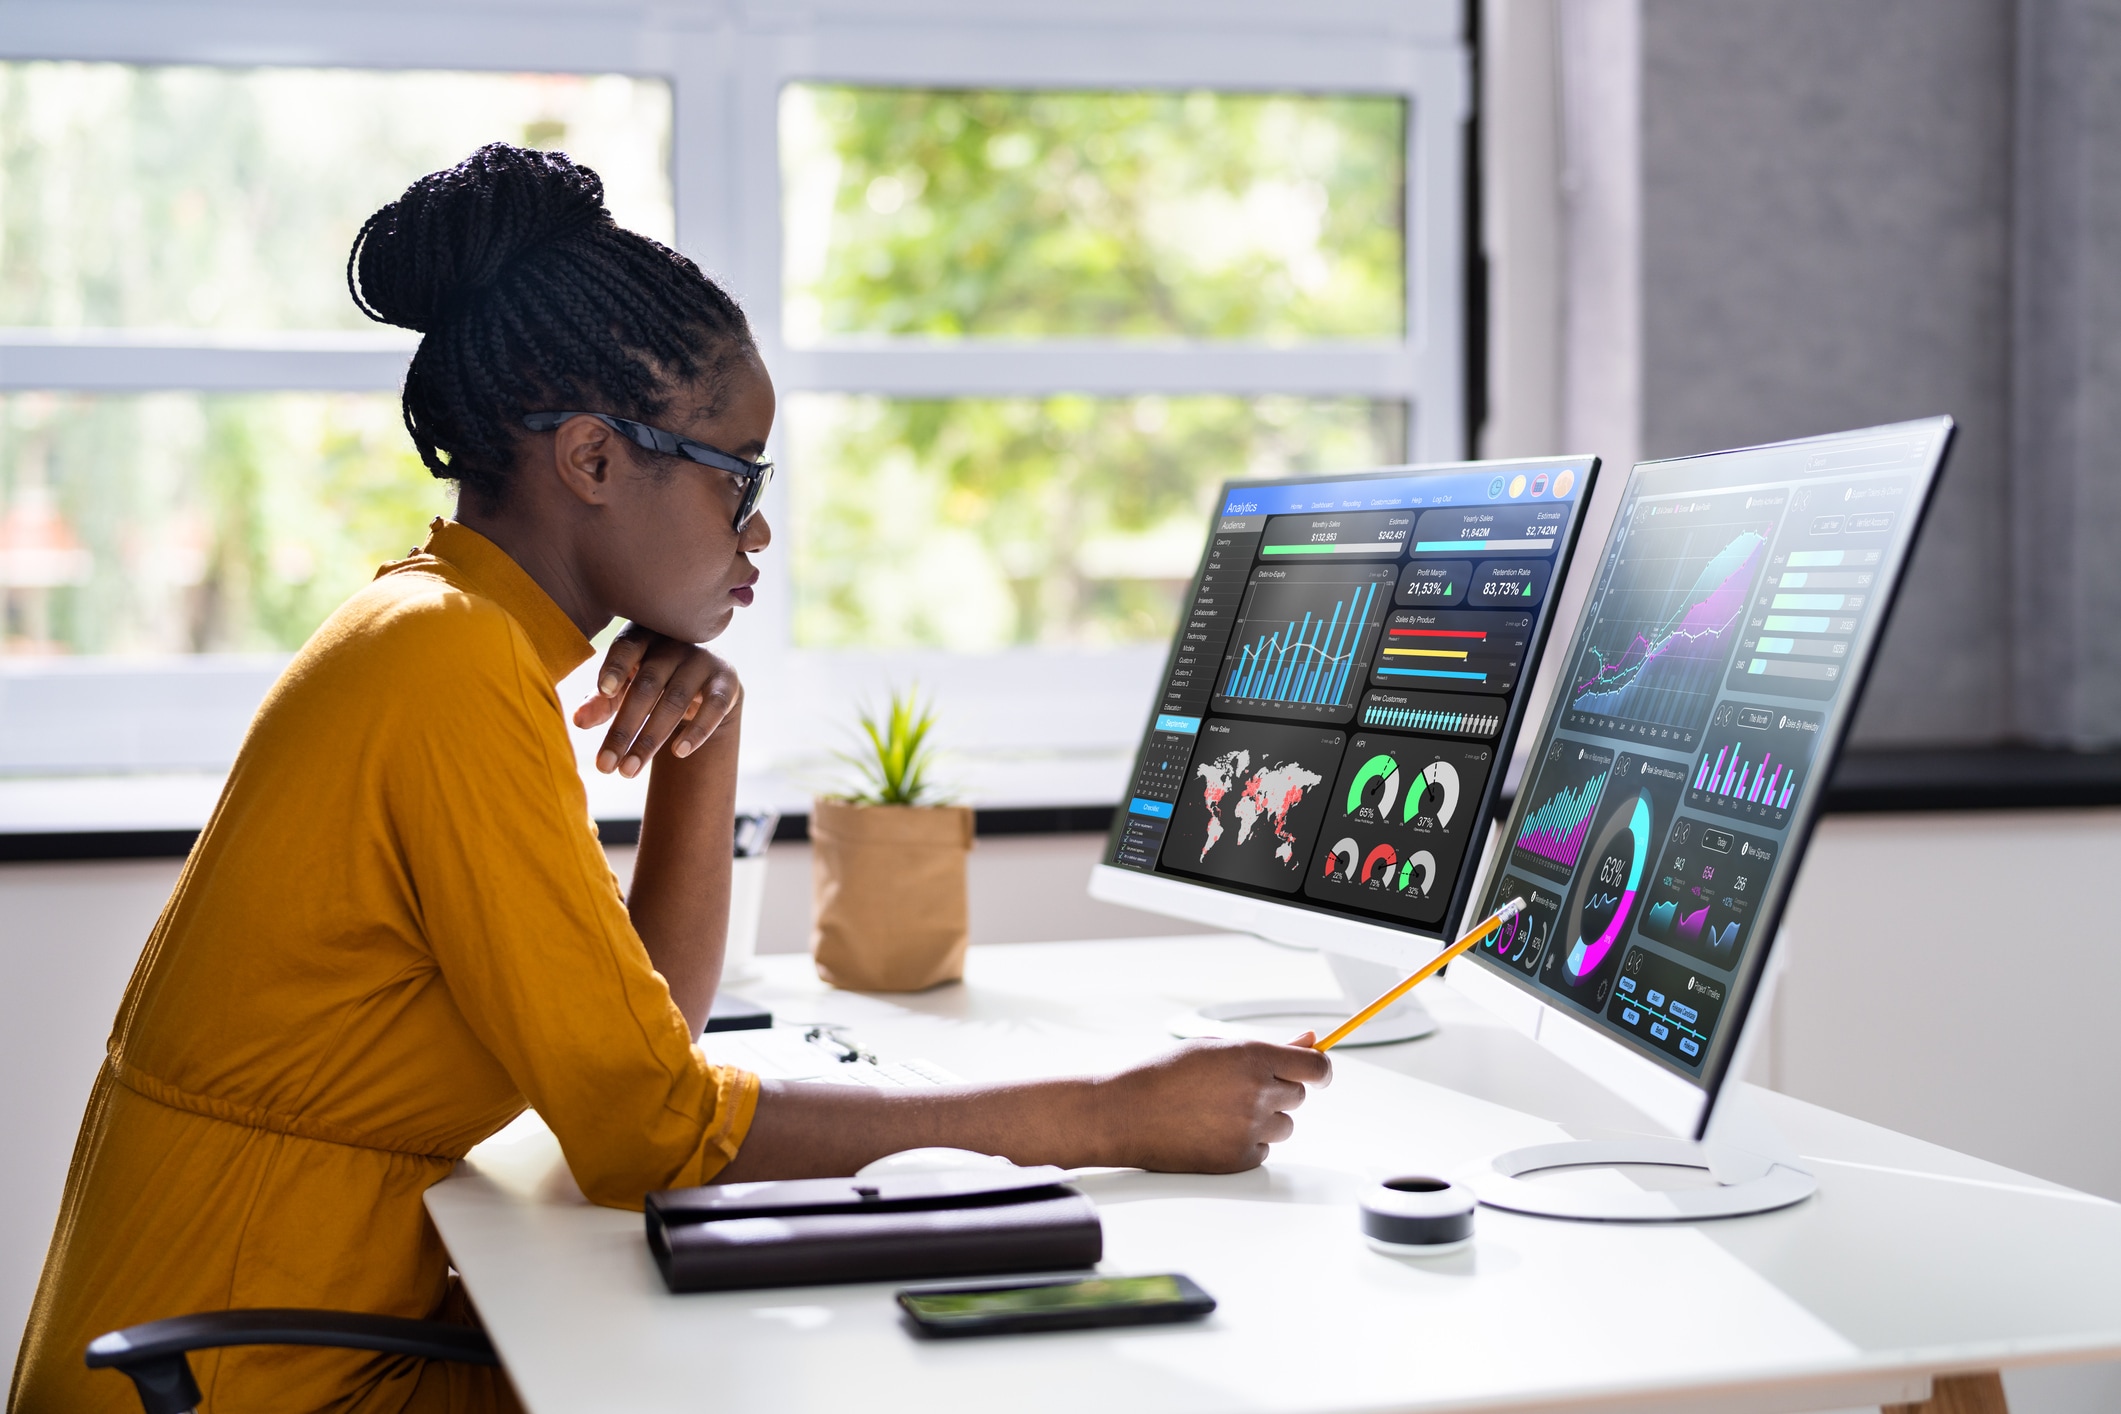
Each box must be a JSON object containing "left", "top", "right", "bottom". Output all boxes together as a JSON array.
[{"left": 349, "top": 142, "right": 610, "bottom": 333}]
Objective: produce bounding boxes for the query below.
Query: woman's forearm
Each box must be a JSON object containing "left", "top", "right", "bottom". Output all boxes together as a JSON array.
[
  {"left": 628, "top": 697, "right": 741, "bottom": 1036},
  {"left": 717, "top": 1078, "right": 1112, "bottom": 1182},
  {"left": 716, "top": 1037, "right": 1332, "bottom": 1181}
]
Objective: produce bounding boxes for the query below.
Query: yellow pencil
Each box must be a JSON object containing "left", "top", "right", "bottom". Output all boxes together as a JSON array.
[{"left": 1310, "top": 897, "right": 1529, "bottom": 1052}]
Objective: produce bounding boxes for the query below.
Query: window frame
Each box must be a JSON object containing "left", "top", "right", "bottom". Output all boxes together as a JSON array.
[{"left": 0, "top": 0, "right": 1468, "bottom": 800}]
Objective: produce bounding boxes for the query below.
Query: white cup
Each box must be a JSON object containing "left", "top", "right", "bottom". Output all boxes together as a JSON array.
[{"left": 722, "top": 812, "right": 778, "bottom": 985}]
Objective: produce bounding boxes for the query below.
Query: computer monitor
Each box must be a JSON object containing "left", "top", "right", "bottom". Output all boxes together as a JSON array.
[
  {"left": 1449, "top": 417, "right": 1955, "bottom": 1219},
  {"left": 1089, "top": 456, "right": 1602, "bottom": 1039}
]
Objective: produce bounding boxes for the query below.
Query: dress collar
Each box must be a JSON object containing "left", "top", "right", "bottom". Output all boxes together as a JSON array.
[{"left": 383, "top": 519, "right": 595, "bottom": 685}]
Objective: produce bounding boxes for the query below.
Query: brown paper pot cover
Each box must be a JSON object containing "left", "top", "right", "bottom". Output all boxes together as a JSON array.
[{"left": 810, "top": 797, "right": 974, "bottom": 992}]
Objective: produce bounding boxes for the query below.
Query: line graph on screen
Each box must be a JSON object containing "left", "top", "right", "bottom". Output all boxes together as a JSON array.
[{"left": 1569, "top": 517, "right": 1773, "bottom": 732}]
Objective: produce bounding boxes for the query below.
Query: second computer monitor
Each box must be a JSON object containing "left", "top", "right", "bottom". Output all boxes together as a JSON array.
[{"left": 1456, "top": 419, "right": 1955, "bottom": 1138}]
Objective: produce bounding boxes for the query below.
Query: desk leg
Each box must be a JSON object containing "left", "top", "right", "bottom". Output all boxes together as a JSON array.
[{"left": 1885, "top": 1371, "right": 2009, "bottom": 1414}]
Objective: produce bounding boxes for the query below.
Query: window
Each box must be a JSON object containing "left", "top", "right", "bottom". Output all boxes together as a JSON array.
[
  {"left": 0, "top": 392, "right": 441, "bottom": 656},
  {"left": 0, "top": 2, "right": 1466, "bottom": 820},
  {"left": 0, "top": 61, "right": 669, "bottom": 663},
  {"left": 789, "top": 394, "right": 1405, "bottom": 651},
  {"left": 780, "top": 86, "right": 1406, "bottom": 344},
  {"left": 778, "top": 86, "right": 1412, "bottom": 659},
  {"left": 0, "top": 63, "right": 671, "bottom": 332}
]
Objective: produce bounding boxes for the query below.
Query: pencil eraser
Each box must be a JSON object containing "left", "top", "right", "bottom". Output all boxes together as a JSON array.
[{"left": 1360, "top": 1176, "right": 1475, "bottom": 1256}]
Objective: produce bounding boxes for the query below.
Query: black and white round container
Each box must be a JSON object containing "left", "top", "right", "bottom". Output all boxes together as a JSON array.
[{"left": 1360, "top": 1176, "right": 1476, "bottom": 1257}]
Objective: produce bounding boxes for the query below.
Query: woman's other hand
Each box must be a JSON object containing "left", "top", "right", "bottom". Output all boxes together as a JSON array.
[
  {"left": 1097, "top": 1038, "right": 1333, "bottom": 1173},
  {"left": 572, "top": 623, "right": 741, "bottom": 776}
]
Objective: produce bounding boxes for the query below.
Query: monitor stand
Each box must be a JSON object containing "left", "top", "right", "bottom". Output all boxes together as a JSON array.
[
  {"left": 1468, "top": 1083, "right": 1817, "bottom": 1221},
  {"left": 1172, "top": 951, "right": 1439, "bottom": 1047}
]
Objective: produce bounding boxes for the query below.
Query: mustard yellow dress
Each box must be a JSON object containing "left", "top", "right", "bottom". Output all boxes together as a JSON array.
[{"left": 9, "top": 521, "right": 758, "bottom": 1414}]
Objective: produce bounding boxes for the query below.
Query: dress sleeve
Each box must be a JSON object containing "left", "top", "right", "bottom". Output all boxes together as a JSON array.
[{"left": 388, "top": 605, "right": 758, "bottom": 1209}]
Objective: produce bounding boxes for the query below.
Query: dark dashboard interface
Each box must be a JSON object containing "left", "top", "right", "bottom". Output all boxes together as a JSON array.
[
  {"left": 1107, "top": 459, "right": 1597, "bottom": 939},
  {"left": 1469, "top": 420, "right": 1953, "bottom": 1086}
]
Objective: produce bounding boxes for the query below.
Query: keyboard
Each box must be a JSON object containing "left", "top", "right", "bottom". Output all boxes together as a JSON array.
[
  {"left": 698, "top": 1024, "right": 959, "bottom": 1089},
  {"left": 828, "top": 1057, "right": 963, "bottom": 1090}
]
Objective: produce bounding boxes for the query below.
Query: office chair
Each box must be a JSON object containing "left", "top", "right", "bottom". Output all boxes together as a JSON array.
[{"left": 86, "top": 1308, "right": 497, "bottom": 1414}]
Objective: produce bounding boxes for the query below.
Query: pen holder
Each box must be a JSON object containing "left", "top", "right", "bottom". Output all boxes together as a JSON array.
[{"left": 1360, "top": 1176, "right": 1475, "bottom": 1257}]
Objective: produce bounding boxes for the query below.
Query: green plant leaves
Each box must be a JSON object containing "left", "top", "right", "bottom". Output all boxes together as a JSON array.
[{"left": 835, "top": 685, "right": 948, "bottom": 806}]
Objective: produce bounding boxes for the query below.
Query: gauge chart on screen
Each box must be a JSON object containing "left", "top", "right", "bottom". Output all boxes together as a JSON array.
[{"left": 1303, "top": 733, "right": 1492, "bottom": 926}]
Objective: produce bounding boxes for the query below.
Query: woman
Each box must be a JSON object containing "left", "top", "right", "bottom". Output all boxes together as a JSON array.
[{"left": 8, "top": 144, "right": 1329, "bottom": 1414}]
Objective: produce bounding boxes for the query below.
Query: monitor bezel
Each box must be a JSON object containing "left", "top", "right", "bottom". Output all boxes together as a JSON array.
[
  {"left": 1095, "top": 454, "right": 1604, "bottom": 964},
  {"left": 1447, "top": 417, "right": 1958, "bottom": 1140}
]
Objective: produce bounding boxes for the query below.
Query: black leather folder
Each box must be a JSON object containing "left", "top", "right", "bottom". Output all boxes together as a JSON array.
[{"left": 645, "top": 1167, "right": 1103, "bottom": 1293}]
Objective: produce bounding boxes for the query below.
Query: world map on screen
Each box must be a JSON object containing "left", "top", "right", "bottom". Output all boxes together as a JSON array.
[{"left": 1195, "top": 748, "right": 1324, "bottom": 866}]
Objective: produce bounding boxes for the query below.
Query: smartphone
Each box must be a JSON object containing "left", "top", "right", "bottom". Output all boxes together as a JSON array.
[{"left": 896, "top": 1273, "right": 1216, "bottom": 1338}]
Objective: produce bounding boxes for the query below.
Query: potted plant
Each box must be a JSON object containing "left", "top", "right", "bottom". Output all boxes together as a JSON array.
[{"left": 810, "top": 688, "right": 974, "bottom": 992}]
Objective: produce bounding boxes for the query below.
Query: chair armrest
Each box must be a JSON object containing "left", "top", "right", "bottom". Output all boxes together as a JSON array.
[{"left": 87, "top": 1308, "right": 496, "bottom": 1414}]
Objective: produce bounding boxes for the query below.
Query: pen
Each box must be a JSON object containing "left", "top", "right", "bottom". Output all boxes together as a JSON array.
[{"left": 1310, "top": 897, "right": 1528, "bottom": 1052}]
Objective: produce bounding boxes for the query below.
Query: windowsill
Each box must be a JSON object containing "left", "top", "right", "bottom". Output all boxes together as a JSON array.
[
  {"left": 0, "top": 749, "right": 1137, "bottom": 860},
  {"left": 5, "top": 747, "right": 2119, "bottom": 862},
  {"left": 1818, "top": 746, "right": 2121, "bottom": 813}
]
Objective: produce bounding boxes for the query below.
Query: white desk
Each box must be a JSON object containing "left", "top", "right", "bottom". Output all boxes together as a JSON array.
[{"left": 427, "top": 937, "right": 2121, "bottom": 1414}]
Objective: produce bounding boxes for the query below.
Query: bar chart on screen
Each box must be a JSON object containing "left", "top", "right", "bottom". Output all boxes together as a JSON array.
[
  {"left": 1685, "top": 702, "right": 1822, "bottom": 827},
  {"left": 1222, "top": 587, "right": 1375, "bottom": 705},
  {"left": 1368, "top": 609, "right": 1532, "bottom": 696},
  {"left": 1724, "top": 476, "right": 1908, "bottom": 703},
  {"left": 1212, "top": 564, "right": 1396, "bottom": 723},
  {"left": 1510, "top": 740, "right": 1616, "bottom": 883},
  {"left": 1517, "top": 777, "right": 1605, "bottom": 870}
]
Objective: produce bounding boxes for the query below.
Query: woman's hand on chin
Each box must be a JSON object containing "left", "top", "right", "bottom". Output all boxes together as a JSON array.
[{"left": 573, "top": 623, "right": 742, "bottom": 776}]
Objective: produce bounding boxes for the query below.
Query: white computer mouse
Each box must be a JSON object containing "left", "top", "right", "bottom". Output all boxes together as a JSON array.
[{"left": 855, "top": 1147, "right": 1021, "bottom": 1178}]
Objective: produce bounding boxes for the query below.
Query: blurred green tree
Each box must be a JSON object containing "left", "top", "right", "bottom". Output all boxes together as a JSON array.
[
  {"left": 792, "top": 393, "right": 1406, "bottom": 651},
  {"left": 781, "top": 86, "right": 1410, "bottom": 650},
  {"left": 783, "top": 86, "right": 1406, "bottom": 342}
]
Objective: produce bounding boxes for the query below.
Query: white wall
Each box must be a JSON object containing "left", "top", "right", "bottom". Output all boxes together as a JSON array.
[
  {"left": 603, "top": 835, "right": 1204, "bottom": 961},
  {"left": 1772, "top": 810, "right": 2121, "bottom": 1201},
  {"left": 0, "top": 860, "right": 184, "bottom": 1371},
  {"left": 6, "top": 814, "right": 2120, "bottom": 1409}
]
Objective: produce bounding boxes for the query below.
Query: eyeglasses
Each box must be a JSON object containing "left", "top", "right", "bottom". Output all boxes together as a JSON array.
[{"left": 522, "top": 411, "right": 774, "bottom": 532}]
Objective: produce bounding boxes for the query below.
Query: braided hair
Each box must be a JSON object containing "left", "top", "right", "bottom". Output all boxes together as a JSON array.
[{"left": 348, "top": 142, "right": 756, "bottom": 506}]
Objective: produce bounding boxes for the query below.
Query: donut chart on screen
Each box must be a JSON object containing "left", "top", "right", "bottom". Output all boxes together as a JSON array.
[
  {"left": 1321, "top": 838, "right": 1359, "bottom": 882},
  {"left": 1564, "top": 793, "right": 1651, "bottom": 980}
]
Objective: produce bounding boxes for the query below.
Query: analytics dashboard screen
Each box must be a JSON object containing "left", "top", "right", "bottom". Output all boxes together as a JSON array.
[
  {"left": 1106, "top": 459, "right": 1598, "bottom": 940},
  {"left": 1468, "top": 420, "right": 1953, "bottom": 1085}
]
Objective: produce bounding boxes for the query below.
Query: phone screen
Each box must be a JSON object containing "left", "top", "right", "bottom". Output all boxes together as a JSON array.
[{"left": 900, "top": 1275, "right": 1197, "bottom": 1325}]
